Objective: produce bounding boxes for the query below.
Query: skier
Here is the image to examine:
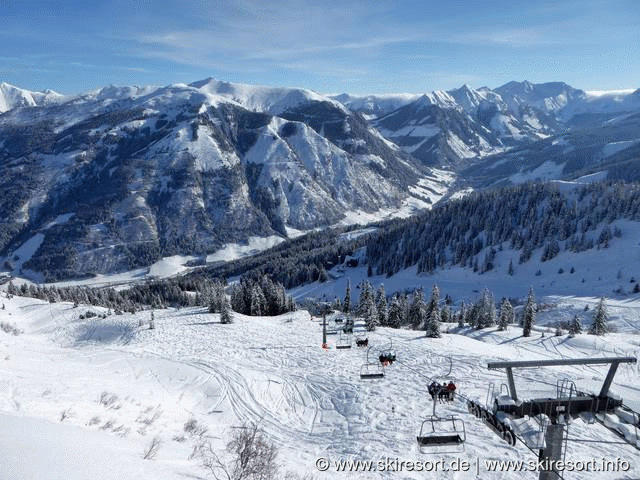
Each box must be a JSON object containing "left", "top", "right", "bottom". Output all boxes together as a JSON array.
[
  {"left": 446, "top": 381, "right": 456, "bottom": 401},
  {"left": 428, "top": 381, "right": 441, "bottom": 399}
]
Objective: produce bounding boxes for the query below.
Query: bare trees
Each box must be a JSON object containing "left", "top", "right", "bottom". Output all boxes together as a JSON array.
[{"left": 192, "top": 423, "right": 279, "bottom": 480}]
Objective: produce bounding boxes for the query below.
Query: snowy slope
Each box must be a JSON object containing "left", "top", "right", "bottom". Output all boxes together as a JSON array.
[
  {"left": 293, "top": 219, "right": 640, "bottom": 313},
  {"left": 0, "top": 287, "right": 639, "bottom": 479}
]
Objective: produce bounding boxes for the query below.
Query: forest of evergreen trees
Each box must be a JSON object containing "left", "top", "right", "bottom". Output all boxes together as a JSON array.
[
  {"left": 6, "top": 273, "right": 296, "bottom": 318},
  {"left": 344, "top": 281, "right": 609, "bottom": 337},
  {"left": 366, "top": 181, "right": 638, "bottom": 277},
  {"left": 193, "top": 181, "right": 640, "bottom": 292}
]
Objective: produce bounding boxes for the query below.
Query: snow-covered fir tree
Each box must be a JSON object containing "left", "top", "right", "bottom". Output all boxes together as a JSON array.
[
  {"left": 568, "top": 314, "right": 582, "bottom": 337},
  {"left": 343, "top": 280, "right": 351, "bottom": 314},
  {"left": 467, "top": 302, "right": 480, "bottom": 328},
  {"left": 589, "top": 297, "right": 609, "bottom": 335},
  {"left": 376, "top": 285, "right": 388, "bottom": 327},
  {"left": 425, "top": 285, "right": 441, "bottom": 338},
  {"left": 388, "top": 295, "right": 403, "bottom": 328},
  {"left": 208, "top": 280, "right": 226, "bottom": 313},
  {"left": 555, "top": 323, "right": 563, "bottom": 336},
  {"left": 358, "top": 282, "right": 378, "bottom": 331},
  {"left": 441, "top": 304, "right": 451, "bottom": 324},
  {"left": 476, "top": 288, "right": 496, "bottom": 329},
  {"left": 457, "top": 301, "right": 466, "bottom": 328},
  {"left": 425, "top": 307, "right": 441, "bottom": 338},
  {"left": 426, "top": 284, "right": 440, "bottom": 322},
  {"left": 408, "top": 288, "right": 427, "bottom": 329},
  {"left": 498, "top": 298, "right": 514, "bottom": 331},
  {"left": 523, "top": 287, "right": 536, "bottom": 337},
  {"left": 220, "top": 296, "right": 233, "bottom": 324}
]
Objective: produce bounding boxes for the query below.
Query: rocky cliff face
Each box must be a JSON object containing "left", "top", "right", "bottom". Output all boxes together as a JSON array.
[{"left": 0, "top": 80, "right": 433, "bottom": 280}]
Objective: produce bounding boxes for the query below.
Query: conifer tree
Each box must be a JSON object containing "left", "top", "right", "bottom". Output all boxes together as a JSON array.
[
  {"left": 426, "top": 284, "right": 440, "bottom": 321},
  {"left": 358, "top": 282, "right": 378, "bottom": 331},
  {"left": 376, "top": 285, "right": 388, "bottom": 327},
  {"left": 589, "top": 297, "right": 608, "bottom": 335},
  {"left": 477, "top": 288, "right": 496, "bottom": 329},
  {"left": 343, "top": 280, "right": 351, "bottom": 314},
  {"left": 425, "top": 285, "right": 441, "bottom": 337},
  {"left": 441, "top": 305, "right": 451, "bottom": 324},
  {"left": 388, "top": 295, "right": 403, "bottom": 328},
  {"left": 568, "top": 314, "right": 582, "bottom": 337},
  {"left": 523, "top": 287, "right": 536, "bottom": 337},
  {"left": 425, "top": 301, "right": 441, "bottom": 338},
  {"left": 498, "top": 298, "right": 513, "bottom": 331},
  {"left": 457, "top": 301, "right": 466, "bottom": 328},
  {"left": 220, "top": 296, "right": 233, "bottom": 324},
  {"left": 408, "top": 288, "right": 427, "bottom": 329}
]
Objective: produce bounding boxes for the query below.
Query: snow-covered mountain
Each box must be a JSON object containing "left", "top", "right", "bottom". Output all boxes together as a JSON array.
[
  {"left": 373, "top": 95, "right": 502, "bottom": 167},
  {"left": 337, "top": 81, "right": 640, "bottom": 170},
  {"left": 0, "top": 79, "right": 445, "bottom": 280},
  {"left": 2, "top": 77, "right": 640, "bottom": 281},
  {"left": 0, "top": 82, "right": 65, "bottom": 113}
]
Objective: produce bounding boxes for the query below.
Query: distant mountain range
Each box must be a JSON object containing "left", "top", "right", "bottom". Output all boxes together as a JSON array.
[
  {"left": 334, "top": 81, "right": 640, "bottom": 172},
  {"left": 1, "top": 78, "right": 639, "bottom": 280}
]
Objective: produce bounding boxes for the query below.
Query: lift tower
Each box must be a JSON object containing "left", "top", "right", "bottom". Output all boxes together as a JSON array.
[{"left": 487, "top": 357, "right": 636, "bottom": 480}]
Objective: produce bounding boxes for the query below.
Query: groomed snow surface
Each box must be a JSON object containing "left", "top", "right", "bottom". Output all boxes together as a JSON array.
[{"left": 1, "top": 290, "right": 639, "bottom": 479}]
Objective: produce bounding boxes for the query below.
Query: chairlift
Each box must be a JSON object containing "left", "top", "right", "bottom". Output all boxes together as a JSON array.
[
  {"left": 336, "top": 332, "right": 352, "bottom": 349},
  {"left": 360, "top": 362, "right": 385, "bottom": 379},
  {"left": 379, "top": 337, "right": 396, "bottom": 364},
  {"left": 355, "top": 336, "right": 368, "bottom": 348},
  {"left": 416, "top": 416, "right": 466, "bottom": 450},
  {"left": 360, "top": 346, "right": 385, "bottom": 379}
]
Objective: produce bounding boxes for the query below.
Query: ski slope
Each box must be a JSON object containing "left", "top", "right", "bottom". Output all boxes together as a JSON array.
[{"left": 0, "top": 292, "right": 639, "bottom": 479}]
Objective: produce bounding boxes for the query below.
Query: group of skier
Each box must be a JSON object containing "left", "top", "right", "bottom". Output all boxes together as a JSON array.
[{"left": 428, "top": 380, "right": 456, "bottom": 401}]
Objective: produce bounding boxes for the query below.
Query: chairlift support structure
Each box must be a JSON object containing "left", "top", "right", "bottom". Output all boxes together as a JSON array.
[{"left": 485, "top": 356, "right": 637, "bottom": 480}]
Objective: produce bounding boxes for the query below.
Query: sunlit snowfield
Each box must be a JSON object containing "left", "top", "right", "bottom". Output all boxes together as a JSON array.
[{"left": 1, "top": 292, "right": 639, "bottom": 479}]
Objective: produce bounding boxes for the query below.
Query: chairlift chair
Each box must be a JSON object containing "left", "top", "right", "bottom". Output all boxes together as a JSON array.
[
  {"left": 379, "top": 337, "right": 396, "bottom": 364},
  {"left": 416, "top": 415, "right": 466, "bottom": 450},
  {"left": 359, "top": 346, "right": 384, "bottom": 379},
  {"left": 360, "top": 362, "right": 385, "bottom": 379},
  {"left": 326, "top": 323, "right": 338, "bottom": 335},
  {"left": 336, "top": 332, "right": 352, "bottom": 349}
]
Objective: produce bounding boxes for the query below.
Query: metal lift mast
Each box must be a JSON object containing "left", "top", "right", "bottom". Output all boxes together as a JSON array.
[{"left": 487, "top": 357, "right": 637, "bottom": 480}]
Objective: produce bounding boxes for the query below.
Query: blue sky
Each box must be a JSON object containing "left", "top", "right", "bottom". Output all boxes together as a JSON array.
[{"left": 1, "top": 0, "right": 638, "bottom": 95}]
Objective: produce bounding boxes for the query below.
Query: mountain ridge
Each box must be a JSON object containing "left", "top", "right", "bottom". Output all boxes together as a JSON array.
[{"left": 1, "top": 77, "right": 639, "bottom": 281}]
